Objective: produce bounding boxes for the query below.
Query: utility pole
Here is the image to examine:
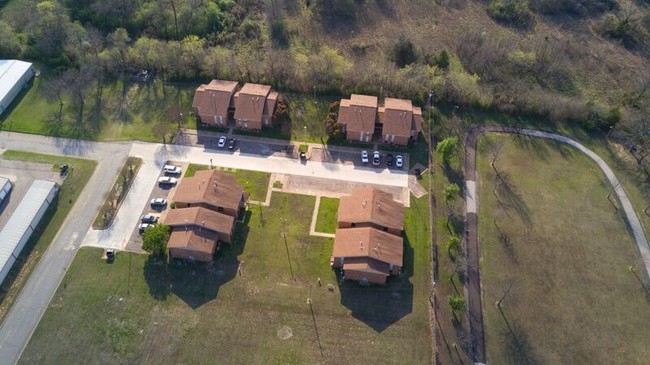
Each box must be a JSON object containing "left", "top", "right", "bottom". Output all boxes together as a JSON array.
[
  {"left": 281, "top": 218, "right": 294, "bottom": 280},
  {"left": 308, "top": 285, "right": 324, "bottom": 356}
]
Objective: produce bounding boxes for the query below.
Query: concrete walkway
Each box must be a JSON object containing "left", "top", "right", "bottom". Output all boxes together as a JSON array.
[
  {"left": 463, "top": 126, "right": 650, "bottom": 363},
  {"left": 309, "top": 196, "right": 336, "bottom": 238}
]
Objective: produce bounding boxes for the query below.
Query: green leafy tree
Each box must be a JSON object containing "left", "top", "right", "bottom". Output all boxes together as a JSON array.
[
  {"left": 442, "top": 183, "right": 461, "bottom": 205},
  {"left": 448, "top": 294, "right": 466, "bottom": 313},
  {"left": 142, "top": 224, "right": 170, "bottom": 257},
  {"left": 446, "top": 236, "right": 461, "bottom": 258},
  {"left": 436, "top": 136, "right": 459, "bottom": 164}
]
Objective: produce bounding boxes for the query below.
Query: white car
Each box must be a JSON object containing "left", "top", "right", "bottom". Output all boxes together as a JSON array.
[
  {"left": 163, "top": 165, "right": 182, "bottom": 175},
  {"left": 217, "top": 136, "right": 227, "bottom": 148},
  {"left": 372, "top": 151, "right": 381, "bottom": 167},
  {"left": 150, "top": 198, "right": 167, "bottom": 207},
  {"left": 395, "top": 155, "right": 404, "bottom": 169},
  {"left": 361, "top": 150, "right": 369, "bottom": 164},
  {"left": 158, "top": 176, "right": 178, "bottom": 185}
]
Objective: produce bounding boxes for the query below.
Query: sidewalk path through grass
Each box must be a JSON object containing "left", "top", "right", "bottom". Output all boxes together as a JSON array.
[{"left": 463, "top": 125, "right": 650, "bottom": 364}]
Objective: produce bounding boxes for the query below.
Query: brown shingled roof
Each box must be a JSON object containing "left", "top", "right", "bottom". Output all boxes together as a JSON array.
[
  {"left": 167, "top": 228, "right": 218, "bottom": 255},
  {"left": 412, "top": 106, "right": 423, "bottom": 134},
  {"left": 233, "top": 83, "right": 271, "bottom": 123},
  {"left": 382, "top": 98, "right": 414, "bottom": 137},
  {"left": 163, "top": 206, "right": 234, "bottom": 235},
  {"left": 192, "top": 80, "right": 238, "bottom": 122},
  {"left": 174, "top": 170, "right": 244, "bottom": 213},
  {"left": 337, "top": 94, "right": 377, "bottom": 133},
  {"left": 333, "top": 227, "right": 403, "bottom": 267},
  {"left": 337, "top": 187, "right": 404, "bottom": 232}
]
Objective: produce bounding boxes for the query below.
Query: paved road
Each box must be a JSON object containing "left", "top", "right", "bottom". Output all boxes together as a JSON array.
[
  {"left": 463, "top": 126, "right": 650, "bottom": 364},
  {"left": 0, "top": 132, "right": 130, "bottom": 365}
]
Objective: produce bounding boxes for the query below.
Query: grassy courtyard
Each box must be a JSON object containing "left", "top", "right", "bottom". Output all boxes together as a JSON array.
[
  {"left": 315, "top": 197, "right": 339, "bottom": 234},
  {"left": 477, "top": 135, "right": 650, "bottom": 364},
  {"left": 0, "top": 151, "right": 97, "bottom": 323},
  {"left": 21, "top": 190, "right": 432, "bottom": 364}
]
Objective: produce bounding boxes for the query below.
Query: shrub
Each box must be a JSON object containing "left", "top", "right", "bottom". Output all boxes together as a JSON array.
[
  {"left": 487, "top": 0, "right": 534, "bottom": 29},
  {"left": 391, "top": 36, "right": 419, "bottom": 68},
  {"left": 270, "top": 18, "right": 289, "bottom": 47},
  {"left": 448, "top": 294, "right": 466, "bottom": 312}
]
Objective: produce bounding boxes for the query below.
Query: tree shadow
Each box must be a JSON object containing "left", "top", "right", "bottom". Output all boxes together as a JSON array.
[
  {"left": 443, "top": 162, "right": 466, "bottom": 190},
  {"left": 512, "top": 134, "right": 551, "bottom": 161},
  {"left": 494, "top": 172, "right": 532, "bottom": 228},
  {"left": 338, "top": 232, "right": 414, "bottom": 332},
  {"left": 499, "top": 308, "right": 541, "bottom": 365},
  {"left": 143, "top": 210, "right": 251, "bottom": 307},
  {"left": 499, "top": 231, "right": 517, "bottom": 263}
]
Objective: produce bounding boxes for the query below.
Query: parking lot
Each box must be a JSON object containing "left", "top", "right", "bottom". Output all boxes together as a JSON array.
[
  {"left": 0, "top": 160, "right": 63, "bottom": 231},
  {"left": 125, "top": 161, "right": 187, "bottom": 252}
]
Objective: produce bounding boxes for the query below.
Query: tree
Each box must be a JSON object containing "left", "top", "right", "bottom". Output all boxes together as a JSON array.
[
  {"left": 442, "top": 183, "right": 461, "bottom": 205},
  {"left": 446, "top": 236, "right": 461, "bottom": 259},
  {"left": 142, "top": 224, "right": 170, "bottom": 257},
  {"left": 448, "top": 294, "right": 466, "bottom": 313},
  {"left": 391, "top": 36, "right": 419, "bottom": 68},
  {"left": 0, "top": 20, "right": 23, "bottom": 58},
  {"left": 436, "top": 136, "right": 459, "bottom": 164}
]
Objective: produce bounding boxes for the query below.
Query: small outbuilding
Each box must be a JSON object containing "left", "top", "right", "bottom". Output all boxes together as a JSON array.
[
  {"left": 0, "top": 177, "right": 12, "bottom": 206},
  {"left": 0, "top": 180, "right": 58, "bottom": 286},
  {"left": 0, "top": 60, "right": 35, "bottom": 116}
]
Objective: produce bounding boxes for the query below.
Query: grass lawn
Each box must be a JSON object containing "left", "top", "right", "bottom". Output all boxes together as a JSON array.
[
  {"left": 3, "top": 75, "right": 196, "bottom": 142},
  {"left": 184, "top": 164, "right": 271, "bottom": 202},
  {"left": 477, "top": 135, "right": 650, "bottom": 364},
  {"left": 0, "top": 150, "right": 97, "bottom": 323},
  {"left": 21, "top": 190, "right": 432, "bottom": 364},
  {"left": 285, "top": 94, "right": 337, "bottom": 144},
  {"left": 314, "top": 197, "right": 339, "bottom": 234}
]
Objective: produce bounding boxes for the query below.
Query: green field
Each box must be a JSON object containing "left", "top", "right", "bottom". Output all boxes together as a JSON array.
[
  {"left": 315, "top": 197, "right": 339, "bottom": 233},
  {"left": 477, "top": 135, "right": 650, "bottom": 364},
  {"left": 4, "top": 76, "right": 196, "bottom": 142},
  {"left": 21, "top": 191, "right": 432, "bottom": 364},
  {"left": 0, "top": 150, "right": 97, "bottom": 323}
]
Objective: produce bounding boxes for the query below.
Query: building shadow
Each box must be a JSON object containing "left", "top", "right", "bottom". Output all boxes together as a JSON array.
[
  {"left": 143, "top": 210, "right": 251, "bottom": 308},
  {"left": 338, "top": 232, "right": 414, "bottom": 332}
]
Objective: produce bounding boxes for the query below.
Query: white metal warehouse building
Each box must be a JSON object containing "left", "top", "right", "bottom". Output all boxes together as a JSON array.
[
  {"left": 0, "top": 180, "right": 58, "bottom": 286},
  {"left": 0, "top": 177, "right": 12, "bottom": 205},
  {"left": 0, "top": 60, "right": 35, "bottom": 116}
]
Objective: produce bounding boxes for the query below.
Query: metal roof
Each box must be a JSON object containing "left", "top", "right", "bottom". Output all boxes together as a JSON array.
[
  {"left": 0, "top": 59, "right": 33, "bottom": 105},
  {"left": 0, "top": 180, "right": 57, "bottom": 276}
]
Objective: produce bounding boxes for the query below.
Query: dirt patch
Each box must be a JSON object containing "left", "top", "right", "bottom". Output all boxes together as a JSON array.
[{"left": 276, "top": 325, "right": 293, "bottom": 340}]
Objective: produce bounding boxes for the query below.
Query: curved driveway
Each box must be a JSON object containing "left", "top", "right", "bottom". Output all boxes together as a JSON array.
[{"left": 463, "top": 126, "right": 650, "bottom": 363}]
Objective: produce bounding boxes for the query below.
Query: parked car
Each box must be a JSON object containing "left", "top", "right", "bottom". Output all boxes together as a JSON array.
[
  {"left": 158, "top": 176, "right": 178, "bottom": 185},
  {"left": 150, "top": 198, "right": 167, "bottom": 207},
  {"left": 138, "top": 223, "right": 152, "bottom": 233},
  {"left": 386, "top": 153, "right": 394, "bottom": 167},
  {"left": 361, "top": 150, "right": 369, "bottom": 164},
  {"left": 141, "top": 214, "right": 159, "bottom": 223},
  {"left": 228, "top": 138, "right": 237, "bottom": 150},
  {"left": 217, "top": 136, "right": 227, "bottom": 148},
  {"left": 163, "top": 165, "right": 182, "bottom": 175},
  {"left": 395, "top": 154, "right": 404, "bottom": 169},
  {"left": 372, "top": 151, "right": 381, "bottom": 166}
]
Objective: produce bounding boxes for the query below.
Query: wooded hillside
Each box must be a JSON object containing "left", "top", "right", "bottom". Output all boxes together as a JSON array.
[{"left": 1, "top": 0, "right": 649, "bottom": 140}]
